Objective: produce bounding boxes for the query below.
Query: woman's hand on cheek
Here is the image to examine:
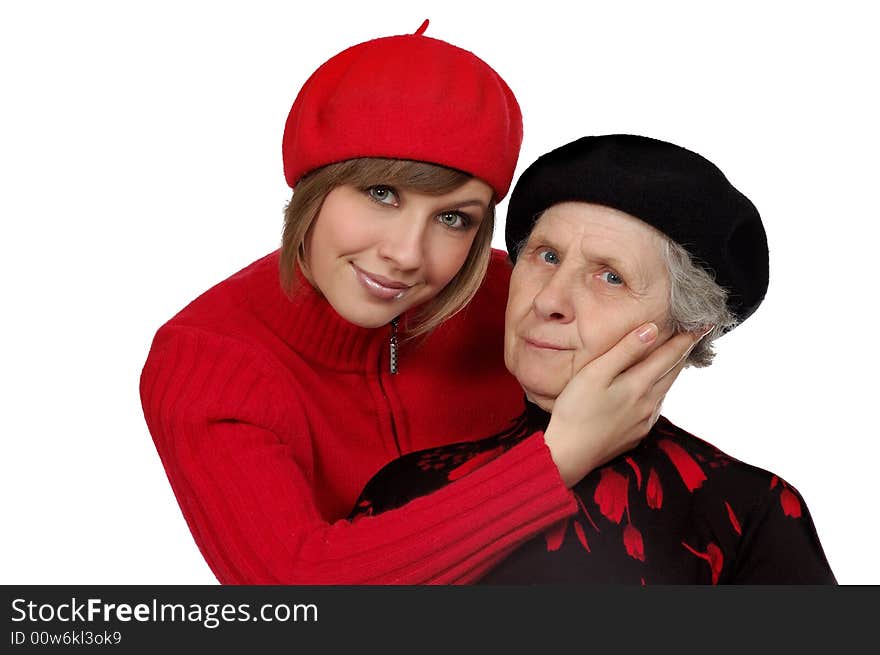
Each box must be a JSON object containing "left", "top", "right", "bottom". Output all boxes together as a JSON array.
[{"left": 543, "top": 324, "right": 704, "bottom": 488}]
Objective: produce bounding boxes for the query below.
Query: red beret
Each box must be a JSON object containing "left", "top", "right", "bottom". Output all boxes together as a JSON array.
[{"left": 282, "top": 21, "right": 523, "bottom": 200}]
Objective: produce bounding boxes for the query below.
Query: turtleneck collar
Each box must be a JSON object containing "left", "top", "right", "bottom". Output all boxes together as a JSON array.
[
  {"left": 521, "top": 392, "right": 668, "bottom": 451},
  {"left": 524, "top": 397, "right": 551, "bottom": 432},
  {"left": 243, "top": 251, "right": 398, "bottom": 372}
]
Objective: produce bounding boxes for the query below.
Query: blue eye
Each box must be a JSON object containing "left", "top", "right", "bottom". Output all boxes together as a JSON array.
[
  {"left": 437, "top": 211, "right": 470, "bottom": 230},
  {"left": 367, "top": 185, "right": 399, "bottom": 206},
  {"left": 538, "top": 248, "right": 560, "bottom": 265},
  {"left": 599, "top": 271, "right": 624, "bottom": 286}
]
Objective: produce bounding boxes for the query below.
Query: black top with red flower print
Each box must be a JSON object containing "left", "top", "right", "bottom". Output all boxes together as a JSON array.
[{"left": 350, "top": 401, "right": 836, "bottom": 584}]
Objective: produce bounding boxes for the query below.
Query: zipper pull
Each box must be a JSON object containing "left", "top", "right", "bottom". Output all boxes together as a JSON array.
[{"left": 389, "top": 317, "right": 399, "bottom": 375}]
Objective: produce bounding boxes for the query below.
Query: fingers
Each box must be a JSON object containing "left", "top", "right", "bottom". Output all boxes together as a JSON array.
[
  {"left": 651, "top": 352, "right": 689, "bottom": 399},
  {"left": 621, "top": 330, "right": 697, "bottom": 390},
  {"left": 588, "top": 322, "right": 662, "bottom": 383}
]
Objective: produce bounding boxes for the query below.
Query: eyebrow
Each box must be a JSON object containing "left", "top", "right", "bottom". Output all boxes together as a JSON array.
[
  {"left": 592, "top": 253, "right": 652, "bottom": 294},
  {"left": 529, "top": 229, "right": 645, "bottom": 281},
  {"left": 446, "top": 199, "right": 489, "bottom": 211},
  {"left": 594, "top": 254, "right": 636, "bottom": 276}
]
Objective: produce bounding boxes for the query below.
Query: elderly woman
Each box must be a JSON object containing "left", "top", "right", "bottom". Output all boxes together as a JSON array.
[{"left": 350, "top": 135, "right": 836, "bottom": 584}]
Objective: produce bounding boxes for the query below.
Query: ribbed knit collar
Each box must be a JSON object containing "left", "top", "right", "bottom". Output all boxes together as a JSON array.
[{"left": 245, "top": 251, "right": 395, "bottom": 372}]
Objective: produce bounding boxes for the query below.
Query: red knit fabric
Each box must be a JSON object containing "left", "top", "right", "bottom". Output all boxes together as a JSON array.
[
  {"left": 139, "top": 249, "right": 577, "bottom": 584},
  {"left": 282, "top": 32, "right": 523, "bottom": 199}
]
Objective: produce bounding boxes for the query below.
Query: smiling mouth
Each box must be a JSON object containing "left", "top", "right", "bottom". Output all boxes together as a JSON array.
[
  {"left": 351, "top": 264, "right": 414, "bottom": 301},
  {"left": 522, "top": 337, "right": 572, "bottom": 351}
]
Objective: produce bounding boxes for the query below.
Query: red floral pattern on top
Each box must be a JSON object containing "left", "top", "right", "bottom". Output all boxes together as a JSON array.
[
  {"left": 623, "top": 524, "right": 645, "bottom": 562},
  {"left": 351, "top": 413, "right": 835, "bottom": 585},
  {"left": 574, "top": 493, "right": 600, "bottom": 531},
  {"left": 646, "top": 468, "right": 663, "bottom": 510},
  {"left": 625, "top": 456, "right": 642, "bottom": 490},
  {"left": 770, "top": 477, "right": 803, "bottom": 518},
  {"left": 594, "top": 468, "right": 629, "bottom": 524},
  {"left": 545, "top": 519, "right": 568, "bottom": 552},
  {"left": 544, "top": 517, "right": 591, "bottom": 553},
  {"left": 725, "top": 501, "right": 742, "bottom": 536},
  {"left": 573, "top": 520, "right": 591, "bottom": 552},
  {"left": 780, "top": 488, "right": 802, "bottom": 518},
  {"left": 682, "top": 541, "right": 724, "bottom": 585},
  {"left": 657, "top": 439, "right": 707, "bottom": 492},
  {"left": 446, "top": 446, "right": 504, "bottom": 481}
]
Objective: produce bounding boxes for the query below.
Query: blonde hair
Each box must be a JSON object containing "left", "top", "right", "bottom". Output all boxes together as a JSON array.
[{"left": 280, "top": 158, "right": 496, "bottom": 338}]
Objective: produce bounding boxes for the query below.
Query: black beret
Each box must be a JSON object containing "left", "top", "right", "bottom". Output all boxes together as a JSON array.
[{"left": 505, "top": 134, "right": 769, "bottom": 324}]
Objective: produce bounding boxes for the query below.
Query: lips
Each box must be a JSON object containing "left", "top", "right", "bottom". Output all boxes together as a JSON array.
[
  {"left": 522, "top": 336, "right": 572, "bottom": 351},
  {"left": 351, "top": 263, "right": 414, "bottom": 301}
]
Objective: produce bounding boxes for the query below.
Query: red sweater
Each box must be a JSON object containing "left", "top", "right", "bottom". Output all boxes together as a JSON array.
[{"left": 139, "top": 249, "right": 577, "bottom": 584}]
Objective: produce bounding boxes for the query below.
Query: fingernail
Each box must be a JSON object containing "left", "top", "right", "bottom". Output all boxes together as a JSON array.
[{"left": 637, "top": 323, "right": 658, "bottom": 343}]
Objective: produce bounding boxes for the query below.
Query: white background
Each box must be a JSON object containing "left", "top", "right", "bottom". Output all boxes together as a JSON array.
[{"left": 2, "top": 1, "right": 877, "bottom": 584}]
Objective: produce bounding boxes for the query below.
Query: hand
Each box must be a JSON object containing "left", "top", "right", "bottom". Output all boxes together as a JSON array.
[{"left": 543, "top": 323, "right": 706, "bottom": 488}]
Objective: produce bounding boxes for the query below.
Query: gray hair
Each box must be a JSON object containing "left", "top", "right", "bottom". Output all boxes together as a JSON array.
[{"left": 661, "top": 237, "right": 738, "bottom": 367}]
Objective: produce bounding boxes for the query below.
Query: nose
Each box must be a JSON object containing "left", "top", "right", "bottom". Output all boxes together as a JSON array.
[
  {"left": 377, "top": 215, "right": 426, "bottom": 272},
  {"left": 532, "top": 268, "right": 575, "bottom": 323}
]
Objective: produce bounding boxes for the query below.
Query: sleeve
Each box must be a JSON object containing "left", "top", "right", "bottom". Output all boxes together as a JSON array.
[
  {"left": 730, "top": 479, "right": 837, "bottom": 584},
  {"left": 351, "top": 430, "right": 533, "bottom": 518},
  {"left": 140, "top": 326, "right": 577, "bottom": 585}
]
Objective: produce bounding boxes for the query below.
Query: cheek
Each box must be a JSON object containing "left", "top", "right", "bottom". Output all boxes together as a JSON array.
[
  {"left": 305, "top": 223, "right": 341, "bottom": 285},
  {"left": 303, "top": 223, "right": 325, "bottom": 278},
  {"left": 309, "top": 192, "right": 382, "bottom": 263},
  {"left": 572, "top": 307, "right": 641, "bottom": 367},
  {"left": 321, "top": 219, "right": 378, "bottom": 257},
  {"left": 504, "top": 285, "right": 527, "bottom": 360},
  {"left": 505, "top": 271, "right": 536, "bottom": 326},
  {"left": 573, "top": 300, "right": 670, "bottom": 367},
  {"left": 425, "top": 234, "right": 478, "bottom": 286}
]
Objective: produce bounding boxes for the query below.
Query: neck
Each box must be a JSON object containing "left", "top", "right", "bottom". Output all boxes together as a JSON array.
[
  {"left": 523, "top": 395, "right": 552, "bottom": 431},
  {"left": 524, "top": 391, "right": 555, "bottom": 413}
]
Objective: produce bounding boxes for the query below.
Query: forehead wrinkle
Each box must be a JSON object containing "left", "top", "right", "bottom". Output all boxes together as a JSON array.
[
  {"left": 526, "top": 223, "right": 574, "bottom": 254},
  {"left": 528, "top": 209, "right": 665, "bottom": 292}
]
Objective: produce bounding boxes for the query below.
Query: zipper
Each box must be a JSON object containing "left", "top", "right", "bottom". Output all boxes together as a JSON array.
[
  {"left": 378, "top": 316, "right": 402, "bottom": 455},
  {"left": 389, "top": 316, "right": 399, "bottom": 375}
]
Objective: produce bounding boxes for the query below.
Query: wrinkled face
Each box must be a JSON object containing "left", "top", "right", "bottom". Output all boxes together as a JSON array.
[
  {"left": 504, "top": 202, "right": 672, "bottom": 411},
  {"left": 305, "top": 178, "right": 493, "bottom": 328}
]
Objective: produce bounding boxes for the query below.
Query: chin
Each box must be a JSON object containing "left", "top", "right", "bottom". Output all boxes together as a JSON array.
[
  {"left": 514, "top": 371, "right": 564, "bottom": 409},
  {"left": 328, "top": 298, "right": 394, "bottom": 329}
]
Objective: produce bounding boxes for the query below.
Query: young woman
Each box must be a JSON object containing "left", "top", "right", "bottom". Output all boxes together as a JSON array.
[{"left": 139, "top": 23, "right": 699, "bottom": 584}]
